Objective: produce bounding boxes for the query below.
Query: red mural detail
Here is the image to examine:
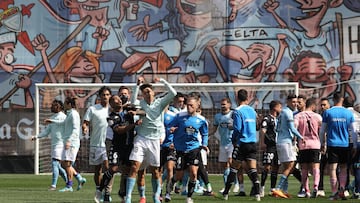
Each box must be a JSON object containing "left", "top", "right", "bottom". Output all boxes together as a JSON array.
[
  {"left": 0, "top": 0, "right": 14, "bottom": 11},
  {"left": 142, "top": 0, "right": 162, "bottom": 8},
  {"left": 21, "top": 3, "right": 35, "bottom": 17},
  {"left": 18, "top": 31, "right": 35, "bottom": 55}
]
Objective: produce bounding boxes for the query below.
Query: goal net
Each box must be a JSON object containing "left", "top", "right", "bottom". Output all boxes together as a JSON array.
[{"left": 34, "top": 82, "right": 298, "bottom": 175}]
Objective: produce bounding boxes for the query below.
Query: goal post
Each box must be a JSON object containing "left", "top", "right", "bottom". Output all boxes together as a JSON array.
[{"left": 34, "top": 82, "right": 298, "bottom": 175}]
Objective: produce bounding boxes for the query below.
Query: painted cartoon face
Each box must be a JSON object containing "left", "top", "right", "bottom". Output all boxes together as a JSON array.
[
  {"left": 286, "top": 55, "right": 336, "bottom": 99},
  {"left": 64, "top": 0, "right": 110, "bottom": 27},
  {"left": 227, "top": 43, "right": 274, "bottom": 83},
  {"left": 223, "top": 43, "right": 275, "bottom": 105},
  {"left": 239, "top": 43, "right": 272, "bottom": 81},
  {"left": 229, "top": 0, "right": 254, "bottom": 10},
  {"left": 176, "top": 0, "right": 212, "bottom": 28},
  {"left": 65, "top": 55, "right": 101, "bottom": 98},
  {"left": 294, "top": 0, "right": 329, "bottom": 32},
  {"left": 0, "top": 42, "right": 15, "bottom": 72}
]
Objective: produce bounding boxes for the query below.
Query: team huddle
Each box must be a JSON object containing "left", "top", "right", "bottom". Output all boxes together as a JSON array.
[{"left": 34, "top": 78, "right": 360, "bottom": 203}]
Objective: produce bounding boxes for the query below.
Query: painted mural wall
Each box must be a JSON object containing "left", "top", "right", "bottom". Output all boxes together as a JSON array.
[{"left": 1, "top": 0, "right": 360, "bottom": 157}]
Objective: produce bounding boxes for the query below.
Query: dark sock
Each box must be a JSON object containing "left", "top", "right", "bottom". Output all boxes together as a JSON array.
[
  {"left": 248, "top": 168, "right": 260, "bottom": 195},
  {"left": 270, "top": 171, "right": 278, "bottom": 189},
  {"left": 292, "top": 167, "right": 302, "bottom": 183},
  {"left": 261, "top": 170, "right": 268, "bottom": 186},
  {"left": 99, "top": 170, "right": 113, "bottom": 191},
  {"left": 198, "top": 162, "right": 209, "bottom": 185},
  {"left": 224, "top": 168, "right": 238, "bottom": 195},
  {"left": 187, "top": 180, "right": 196, "bottom": 197}
]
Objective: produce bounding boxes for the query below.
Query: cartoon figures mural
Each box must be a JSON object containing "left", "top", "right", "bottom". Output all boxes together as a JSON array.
[{"left": 1, "top": 0, "right": 360, "bottom": 145}]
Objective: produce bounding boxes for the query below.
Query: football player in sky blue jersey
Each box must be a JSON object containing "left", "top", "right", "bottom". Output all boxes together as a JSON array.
[
  {"left": 222, "top": 89, "right": 261, "bottom": 201},
  {"left": 272, "top": 94, "right": 303, "bottom": 198},
  {"left": 50, "top": 97, "right": 85, "bottom": 192},
  {"left": 125, "top": 77, "right": 176, "bottom": 203},
  {"left": 320, "top": 92, "right": 357, "bottom": 200},
  {"left": 170, "top": 96, "right": 209, "bottom": 203},
  {"left": 213, "top": 97, "right": 242, "bottom": 193},
  {"left": 32, "top": 100, "right": 68, "bottom": 191}
]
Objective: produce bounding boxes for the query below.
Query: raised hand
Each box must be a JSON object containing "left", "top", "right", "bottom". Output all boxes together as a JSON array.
[{"left": 31, "top": 34, "right": 49, "bottom": 52}]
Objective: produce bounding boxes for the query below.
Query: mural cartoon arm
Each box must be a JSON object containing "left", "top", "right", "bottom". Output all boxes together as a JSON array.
[
  {"left": 14, "top": 74, "right": 33, "bottom": 109},
  {"left": 274, "top": 34, "right": 288, "bottom": 67},
  {"left": 228, "top": 0, "right": 254, "bottom": 23},
  {"left": 337, "top": 65, "right": 356, "bottom": 100},
  {"left": 118, "top": 0, "right": 139, "bottom": 24},
  {"left": 185, "top": 32, "right": 223, "bottom": 66},
  {"left": 128, "top": 15, "right": 163, "bottom": 41},
  {"left": 263, "top": 0, "right": 288, "bottom": 29},
  {"left": 31, "top": 34, "right": 57, "bottom": 83},
  {"left": 92, "top": 27, "right": 110, "bottom": 54},
  {"left": 264, "top": 34, "right": 288, "bottom": 82}
]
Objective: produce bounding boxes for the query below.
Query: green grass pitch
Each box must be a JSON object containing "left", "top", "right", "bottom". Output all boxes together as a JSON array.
[{"left": 0, "top": 173, "right": 355, "bottom": 203}]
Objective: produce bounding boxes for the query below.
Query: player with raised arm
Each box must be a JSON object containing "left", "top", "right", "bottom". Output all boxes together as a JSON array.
[{"left": 124, "top": 77, "right": 176, "bottom": 203}]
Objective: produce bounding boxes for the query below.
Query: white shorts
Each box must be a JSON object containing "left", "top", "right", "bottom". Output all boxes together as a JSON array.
[
  {"left": 89, "top": 146, "right": 108, "bottom": 165},
  {"left": 200, "top": 149, "right": 208, "bottom": 166},
  {"left": 51, "top": 145, "right": 64, "bottom": 160},
  {"left": 129, "top": 135, "right": 160, "bottom": 167},
  {"left": 277, "top": 143, "right": 297, "bottom": 163},
  {"left": 218, "top": 144, "right": 234, "bottom": 163},
  {"left": 62, "top": 146, "right": 79, "bottom": 162}
]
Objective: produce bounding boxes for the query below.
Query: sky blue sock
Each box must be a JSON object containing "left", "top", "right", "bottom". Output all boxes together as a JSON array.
[
  {"left": 138, "top": 185, "right": 146, "bottom": 197},
  {"left": 223, "top": 168, "right": 230, "bottom": 184},
  {"left": 126, "top": 177, "right": 136, "bottom": 201},
  {"left": 152, "top": 179, "right": 161, "bottom": 203}
]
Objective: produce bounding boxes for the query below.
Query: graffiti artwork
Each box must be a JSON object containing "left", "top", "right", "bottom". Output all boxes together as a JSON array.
[{"left": 0, "top": 0, "right": 360, "bottom": 155}]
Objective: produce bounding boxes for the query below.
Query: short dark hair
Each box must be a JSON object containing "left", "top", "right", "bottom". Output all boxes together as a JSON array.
[
  {"left": 139, "top": 83, "right": 153, "bottom": 91},
  {"left": 237, "top": 89, "right": 248, "bottom": 102},
  {"left": 65, "top": 97, "right": 78, "bottom": 109},
  {"left": 343, "top": 96, "right": 354, "bottom": 108},
  {"left": 305, "top": 97, "right": 317, "bottom": 108},
  {"left": 333, "top": 92, "right": 343, "bottom": 104},
  {"left": 118, "top": 86, "right": 130, "bottom": 93},
  {"left": 188, "top": 92, "right": 201, "bottom": 100},
  {"left": 98, "top": 86, "right": 112, "bottom": 96},
  {"left": 269, "top": 100, "right": 281, "bottom": 110},
  {"left": 221, "top": 97, "right": 231, "bottom": 104},
  {"left": 287, "top": 94, "right": 297, "bottom": 100},
  {"left": 52, "top": 99, "right": 64, "bottom": 110},
  {"left": 297, "top": 94, "right": 306, "bottom": 100},
  {"left": 320, "top": 98, "right": 329, "bottom": 102}
]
